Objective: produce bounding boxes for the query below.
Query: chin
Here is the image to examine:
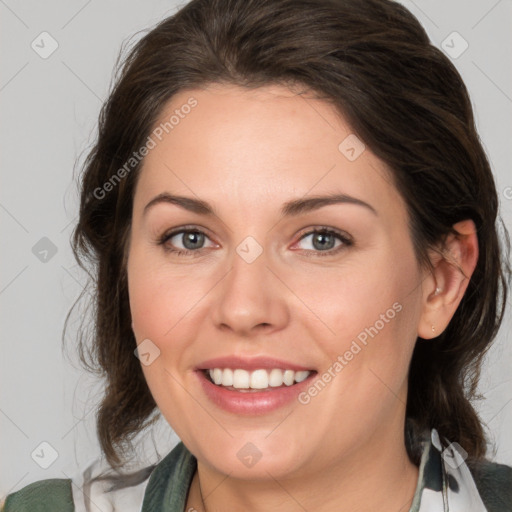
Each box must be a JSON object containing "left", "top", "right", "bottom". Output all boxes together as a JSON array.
[{"left": 190, "top": 434, "right": 317, "bottom": 481}]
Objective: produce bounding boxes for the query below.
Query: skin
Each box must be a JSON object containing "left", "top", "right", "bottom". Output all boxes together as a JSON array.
[{"left": 126, "top": 84, "right": 478, "bottom": 512}]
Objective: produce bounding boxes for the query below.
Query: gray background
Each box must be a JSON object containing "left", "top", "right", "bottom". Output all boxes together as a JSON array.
[{"left": 1, "top": 0, "right": 511, "bottom": 499}]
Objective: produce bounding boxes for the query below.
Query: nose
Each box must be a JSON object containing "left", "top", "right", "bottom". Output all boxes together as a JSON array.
[{"left": 211, "top": 243, "right": 290, "bottom": 337}]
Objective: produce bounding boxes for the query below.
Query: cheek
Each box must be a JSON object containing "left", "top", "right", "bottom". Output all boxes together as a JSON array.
[
  {"left": 126, "top": 248, "right": 217, "bottom": 397},
  {"left": 128, "top": 271, "right": 169, "bottom": 341},
  {"left": 297, "top": 247, "right": 421, "bottom": 385},
  {"left": 127, "top": 252, "right": 203, "bottom": 426},
  {"left": 301, "top": 261, "right": 413, "bottom": 339},
  {"left": 127, "top": 249, "right": 205, "bottom": 341}
]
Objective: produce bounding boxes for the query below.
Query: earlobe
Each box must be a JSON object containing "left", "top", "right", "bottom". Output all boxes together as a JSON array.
[{"left": 417, "top": 219, "right": 479, "bottom": 339}]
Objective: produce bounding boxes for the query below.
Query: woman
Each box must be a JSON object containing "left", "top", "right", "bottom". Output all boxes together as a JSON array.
[{"left": 3, "top": 0, "right": 511, "bottom": 510}]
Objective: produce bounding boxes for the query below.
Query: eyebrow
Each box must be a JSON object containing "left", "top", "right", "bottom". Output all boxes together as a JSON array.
[{"left": 143, "top": 192, "right": 378, "bottom": 218}]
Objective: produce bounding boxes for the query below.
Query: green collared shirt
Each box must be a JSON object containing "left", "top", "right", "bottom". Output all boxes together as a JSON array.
[{"left": 3, "top": 429, "right": 512, "bottom": 511}]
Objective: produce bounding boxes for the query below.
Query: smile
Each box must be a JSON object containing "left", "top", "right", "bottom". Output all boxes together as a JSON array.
[{"left": 205, "top": 368, "right": 311, "bottom": 391}]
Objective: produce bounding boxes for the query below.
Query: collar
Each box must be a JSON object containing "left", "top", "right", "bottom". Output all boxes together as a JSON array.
[
  {"left": 140, "top": 429, "right": 488, "bottom": 512},
  {"left": 411, "top": 429, "right": 488, "bottom": 512}
]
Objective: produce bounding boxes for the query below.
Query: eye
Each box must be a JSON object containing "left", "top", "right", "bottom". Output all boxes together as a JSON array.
[
  {"left": 158, "top": 227, "right": 216, "bottom": 256},
  {"left": 157, "top": 226, "right": 353, "bottom": 258},
  {"left": 293, "top": 227, "right": 353, "bottom": 257}
]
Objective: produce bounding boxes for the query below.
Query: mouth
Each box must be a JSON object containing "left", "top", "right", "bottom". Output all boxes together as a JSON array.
[
  {"left": 195, "top": 357, "right": 318, "bottom": 415},
  {"left": 194, "top": 355, "right": 317, "bottom": 414},
  {"left": 201, "top": 367, "right": 314, "bottom": 392}
]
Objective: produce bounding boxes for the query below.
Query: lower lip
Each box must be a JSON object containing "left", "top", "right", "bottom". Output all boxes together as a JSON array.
[{"left": 196, "top": 370, "right": 317, "bottom": 415}]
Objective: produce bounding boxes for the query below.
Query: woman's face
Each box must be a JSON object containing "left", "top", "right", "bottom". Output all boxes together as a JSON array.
[{"left": 127, "top": 84, "right": 429, "bottom": 479}]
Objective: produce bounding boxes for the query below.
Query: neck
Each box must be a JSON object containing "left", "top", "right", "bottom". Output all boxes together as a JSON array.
[{"left": 186, "top": 422, "right": 420, "bottom": 512}]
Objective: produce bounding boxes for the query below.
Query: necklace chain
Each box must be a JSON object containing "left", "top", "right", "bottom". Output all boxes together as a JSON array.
[{"left": 198, "top": 473, "right": 208, "bottom": 512}]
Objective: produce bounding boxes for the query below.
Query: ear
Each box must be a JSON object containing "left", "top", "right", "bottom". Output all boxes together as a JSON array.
[{"left": 417, "top": 219, "right": 479, "bottom": 339}]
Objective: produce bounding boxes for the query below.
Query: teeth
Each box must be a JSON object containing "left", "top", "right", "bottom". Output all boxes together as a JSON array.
[
  {"left": 207, "top": 368, "right": 312, "bottom": 390},
  {"left": 233, "top": 369, "right": 250, "bottom": 389},
  {"left": 294, "top": 370, "right": 310, "bottom": 383},
  {"left": 283, "top": 370, "right": 295, "bottom": 386},
  {"left": 250, "top": 369, "right": 268, "bottom": 389},
  {"left": 221, "top": 368, "right": 233, "bottom": 386},
  {"left": 212, "top": 368, "right": 223, "bottom": 385},
  {"left": 269, "top": 368, "right": 284, "bottom": 387}
]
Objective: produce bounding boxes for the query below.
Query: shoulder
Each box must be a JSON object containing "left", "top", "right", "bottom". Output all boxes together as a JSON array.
[
  {"left": 2, "top": 442, "right": 196, "bottom": 512},
  {"left": 2, "top": 478, "right": 74, "bottom": 511},
  {"left": 468, "top": 458, "right": 512, "bottom": 512}
]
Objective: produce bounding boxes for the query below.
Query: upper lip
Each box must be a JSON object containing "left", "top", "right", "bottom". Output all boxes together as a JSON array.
[{"left": 196, "top": 356, "right": 315, "bottom": 372}]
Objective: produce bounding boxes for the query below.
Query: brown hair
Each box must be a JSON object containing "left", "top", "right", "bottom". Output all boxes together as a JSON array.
[{"left": 66, "top": 0, "right": 510, "bottom": 469}]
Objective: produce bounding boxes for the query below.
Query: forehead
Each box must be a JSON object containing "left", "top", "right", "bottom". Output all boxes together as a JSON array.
[{"left": 133, "top": 83, "right": 405, "bottom": 224}]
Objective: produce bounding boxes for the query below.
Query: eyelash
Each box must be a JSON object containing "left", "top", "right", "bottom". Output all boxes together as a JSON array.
[{"left": 157, "top": 226, "right": 353, "bottom": 258}]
